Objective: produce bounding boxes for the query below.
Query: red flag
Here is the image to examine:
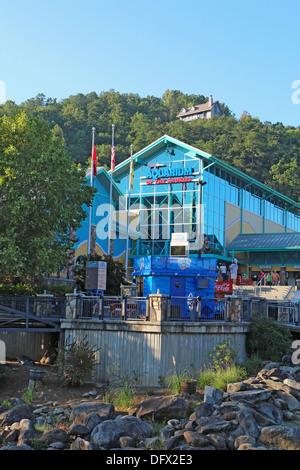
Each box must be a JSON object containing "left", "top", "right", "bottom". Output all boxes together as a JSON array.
[
  {"left": 92, "top": 145, "right": 97, "bottom": 177},
  {"left": 111, "top": 145, "right": 115, "bottom": 171}
]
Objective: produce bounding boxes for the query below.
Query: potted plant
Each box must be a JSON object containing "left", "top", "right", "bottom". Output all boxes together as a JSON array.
[{"left": 179, "top": 369, "right": 197, "bottom": 394}]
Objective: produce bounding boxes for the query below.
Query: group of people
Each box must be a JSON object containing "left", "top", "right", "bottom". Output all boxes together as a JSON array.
[
  {"left": 219, "top": 259, "right": 239, "bottom": 285},
  {"left": 218, "top": 261, "right": 281, "bottom": 287},
  {"left": 259, "top": 270, "right": 280, "bottom": 286}
]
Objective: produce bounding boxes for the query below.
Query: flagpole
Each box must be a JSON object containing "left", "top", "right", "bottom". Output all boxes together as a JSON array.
[
  {"left": 87, "top": 127, "right": 96, "bottom": 258},
  {"left": 108, "top": 124, "right": 115, "bottom": 256},
  {"left": 125, "top": 144, "right": 133, "bottom": 281}
]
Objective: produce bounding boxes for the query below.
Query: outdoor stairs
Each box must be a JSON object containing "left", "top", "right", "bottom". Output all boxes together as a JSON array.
[{"left": 233, "top": 285, "right": 294, "bottom": 301}]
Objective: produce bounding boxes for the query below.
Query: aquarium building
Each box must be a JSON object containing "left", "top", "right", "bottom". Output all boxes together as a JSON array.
[{"left": 73, "top": 135, "right": 300, "bottom": 293}]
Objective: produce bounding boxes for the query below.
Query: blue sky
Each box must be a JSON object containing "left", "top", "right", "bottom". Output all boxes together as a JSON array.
[{"left": 0, "top": 0, "right": 299, "bottom": 126}]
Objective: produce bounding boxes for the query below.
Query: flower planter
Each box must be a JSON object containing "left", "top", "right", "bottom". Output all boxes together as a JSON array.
[
  {"left": 29, "top": 369, "right": 44, "bottom": 382},
  {"left": 180, "top": 380, "right": 197, "bottom": 394}
]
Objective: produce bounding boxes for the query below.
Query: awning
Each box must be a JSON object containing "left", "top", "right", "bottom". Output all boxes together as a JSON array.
[{"left": 227, "top": 232, "right": 300, "bottom": 252}]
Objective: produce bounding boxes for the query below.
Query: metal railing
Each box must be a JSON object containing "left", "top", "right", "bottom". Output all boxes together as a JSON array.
[
  {"left": 0, "top": 294, "right": 299, "bottom": 327},
  {"left": 168, "top": 296, "right": 230, "bottom": 322},
  {"left": 266, "top": 300, "right": 300, "bottom": 325},
  {"left": 0, "top": 295, "right": 66, "bottom": 319}
]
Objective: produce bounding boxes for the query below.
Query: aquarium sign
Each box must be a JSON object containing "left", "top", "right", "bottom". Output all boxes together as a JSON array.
[{"left": 145, "top": 165, "right": 195, "bottom": 185}]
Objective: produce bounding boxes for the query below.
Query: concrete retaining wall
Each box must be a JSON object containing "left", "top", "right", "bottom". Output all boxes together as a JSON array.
[{"left": 60, "top": 319, "right": 250, "bottom": 386}]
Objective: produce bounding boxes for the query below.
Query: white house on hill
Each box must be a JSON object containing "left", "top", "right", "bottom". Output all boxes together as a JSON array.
[{"left": 177, "top": 95, "right": 223, "bottom": 121}]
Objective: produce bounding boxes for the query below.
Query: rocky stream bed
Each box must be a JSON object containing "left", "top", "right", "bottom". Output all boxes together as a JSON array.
[{"left": 0, "top": 361, "right": 300, "bottom": 452}]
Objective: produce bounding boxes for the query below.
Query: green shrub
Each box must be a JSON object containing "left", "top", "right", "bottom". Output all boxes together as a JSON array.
[
  {"left": 246, "top": 314, "right": 292, "bottom": 362},
  {"left": 241, "top": 354, "right": 264, "bottom": 376},
  {"left": 106, "top": 363, "right": 147, "bottom": 409},
  {"left": 198, "top": 365, "right": 247, "bottom": 391},
  {"left": 209, "top": 338, "right": 240, "bottom": 372},
  {"left": 58, "top": 336, "right": 99, "bottom": 386},
  {"left": 0, "top": 282, "right": 74, "bottom": 296}
]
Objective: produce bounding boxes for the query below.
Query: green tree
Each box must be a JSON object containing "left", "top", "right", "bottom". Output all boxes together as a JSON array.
[{"left": 0, "top": 112, "right": 95, "bottom": 281}]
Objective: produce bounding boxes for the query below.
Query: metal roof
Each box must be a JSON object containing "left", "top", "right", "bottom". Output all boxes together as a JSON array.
[{"left": 227, "top": 232, "right": 300, "bottom": 251}]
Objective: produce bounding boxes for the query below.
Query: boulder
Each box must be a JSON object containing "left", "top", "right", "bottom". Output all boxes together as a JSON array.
[
  {"left": 40, "top": 428, "right": 69, "bottom": 446},
  {"left": 183, "top": 430, "right": 210, "bottom": 447},
  {"left": 196, "top": 416, "right": 232, "bottom": 434},
  {"left": 227, "top": 382, "right": 249, "bottom": 393},
  {"left": 237, "top": 406, "right": 260, "bottom": 438},
  {"left": 229, "top": 389, "right": 272, "bottom": 403},
  {"left": 260, "top": 425, "right": 300, "bottom": 450},
  {"left": 135, "top": 396, "right": 190, "bottom": 421},
  {"left": 70, "top": 437, "right": 95, "bottom": 450},
  {"left": 90, "top": 416, "right": 153, "bottom": 449},
  {"left": 283, "top": 379, "right": 300, "bottom": 400},
  {"left": 69, "top": 423, "right": 91, "bottom": 437},
  {"left": 189, "top": 402, "right": 214, "bottom": 420},
  {"left": 276, "top": 390, "right": 300, "bottom": 411},
  {"left": 15, "top": 418, "right": 41, "bottom": 446},
  {"left": 0, "top": 405, "right": 35, "bottom": 427},
  {"left": 206, "top": 433, "right": 228, "bottom": 450},
  {"left": 70, "top": 402, "right": 115, "bottom": 430},
  {"left": 204, "top": 386, "right": 223, "bottom": 405},
  {"left": 255, "top": 402, "right": 283, "bottom": 425},
  {"left": 234, "top": 435, "right": 256, "bottom": 450}
]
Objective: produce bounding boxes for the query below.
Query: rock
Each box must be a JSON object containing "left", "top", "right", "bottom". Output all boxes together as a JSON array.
[
  {"left": 40, "top": 428, "right": 69, "bottom": 446},
  {"left": 196, "top": 416, "right": 232, "bottom": 434},
  {"left": 135, "top": 396, "right": 191, "bottom": 421},
  {"left": 166, "top": 434, "right": 185, "bottom": 450},
  {"left": 229, "top": 389, "right": 272, "bottom": 403},
  {"left": 276, "top": 390, "right": 300, "bottom": 411},
  {"left": 69, "top": 423, "right": 91, "bottom": 437},
  {"left": 219, "top": 401, "right": 240, "bottom": 415},
  {"left": 260, "top": 425, "right": 300, "bottom": 450},
  {"left": 255, "top": 402, "right": 283, "bottom": 425},
  {"left": 226, "top": 425, "right": 245, "bottom": 450},
  {"left": 206, "top": 433, "right": 228, "bottom": 450},
  {"left": 159, "top": 425, "right": 175, "bottom": 443},
  {"left": 167, "top": 419, "right": 180, "bottom": 426},
  {"left": 283, "top": 379, "right": 300, "bottom": 400},
  {"left": 1, "top": 444, "right": 34, "bottom": 450},
  {"left": 227, "top": 382, "right": 249, "bottom": 393},
  {"left": 119, "top": 436, "right": 137, "bottom": 448},
  {"left": 204, "top": 386, "right": 223, "bottom": 405},
  {"left": 189, "top": 402, "right": 214, "bottom": 420},
  {"left": 145, "top": 437, "right": 161, "bottom": 449},
  {"left": 0, "top": 405, "right": 35, "bottom": 427},
  {"left": 90, "top": 416, "right": 153, "bottom": 449},
  {"left": 237, "top": 406, "right": 260, "bottom": 438},
  {"left": 237, "top": 443, "right": 256, "bottom": 450},
  {"left": 70, "top": 402, "right": 115, "bottom": 430},
  {"left": 234, "top": 435, "right": 256, "bottom": 449},
  {"left": 16, "top": 418, "right": 41, "bottom": 446},
  {"left": 183, "top": 430, "right": 210, "bottom": 447},
  {"left": 48, "top": 441, "right": 66, "bottom": 450},
  {"left": 70, "top": 437, "right": 95, "bottom": 450},
  {"left": 262, "top": 378, "right": 289, "bottom": 393}
]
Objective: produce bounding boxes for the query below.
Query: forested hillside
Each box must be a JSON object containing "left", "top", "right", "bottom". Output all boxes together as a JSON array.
[{"left": 1, "top": 89, "right": 299, "bottom": 201}]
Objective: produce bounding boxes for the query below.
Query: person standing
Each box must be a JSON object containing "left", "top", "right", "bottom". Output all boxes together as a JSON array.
[
  {"left": 229, "top": 259, "right": 238, "bottom": 285},
  {"left": 272, "top": 270, "right": 280, "bottom": 286},
  {"left": 260, "top": 271, "right": 266, "bottom": 286},
  {"left": 220, "top": 263, "right": 228, "bottom": 282}
]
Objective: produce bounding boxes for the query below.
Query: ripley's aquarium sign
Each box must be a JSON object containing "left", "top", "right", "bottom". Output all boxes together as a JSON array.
[{"left": 145, "top": 165, "right": 195, "bottom": 185}]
